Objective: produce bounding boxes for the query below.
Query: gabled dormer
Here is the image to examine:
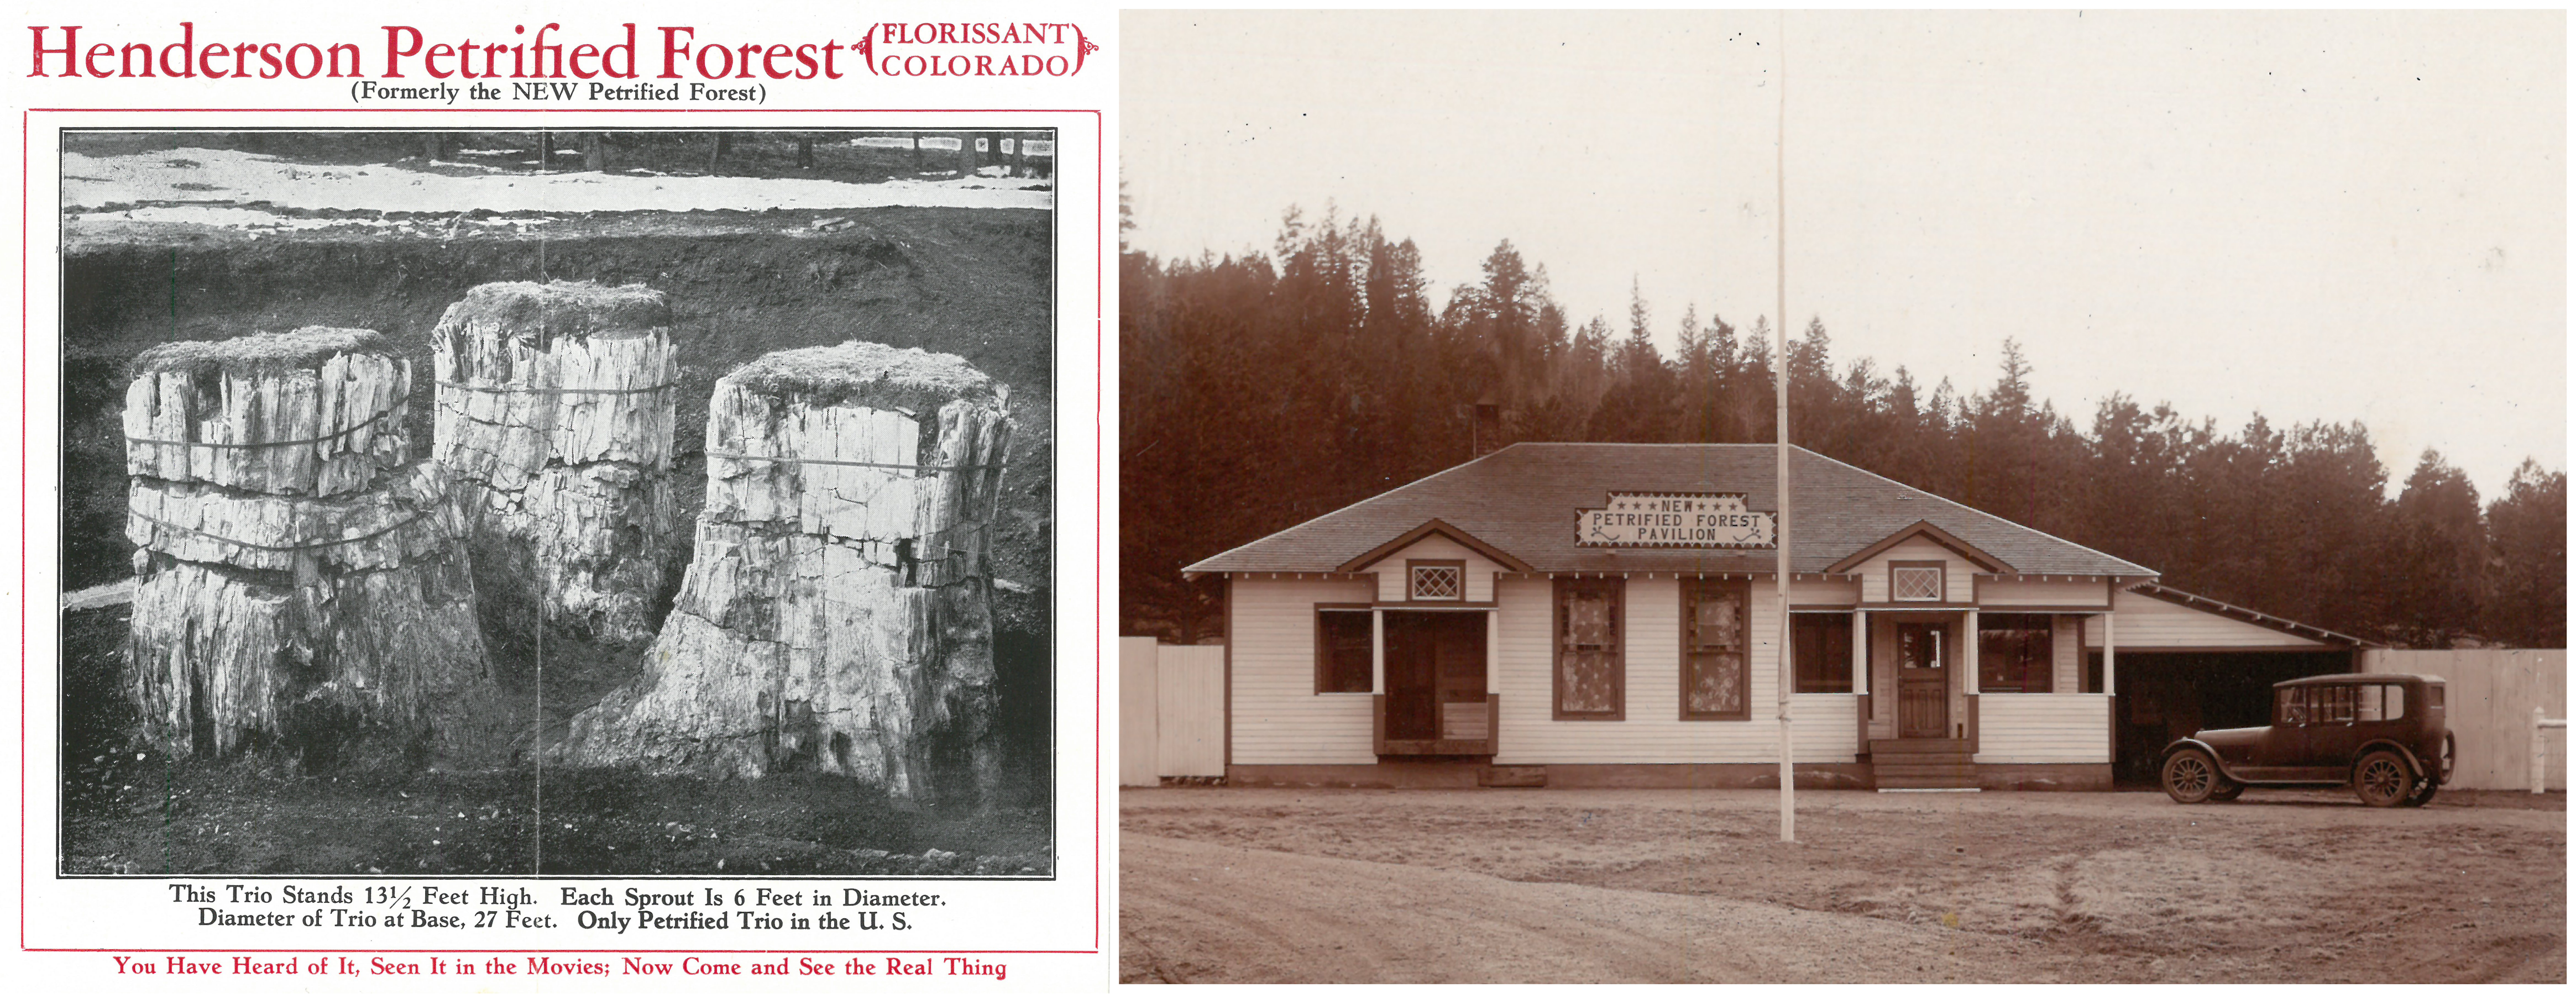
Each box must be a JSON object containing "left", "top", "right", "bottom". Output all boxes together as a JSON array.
[
  {"left": 1336, "top": 518, "right": 1531, "bottom": 604},
  {"left": 1828, "top": 519, "right": 2012, "bottom": 607}
]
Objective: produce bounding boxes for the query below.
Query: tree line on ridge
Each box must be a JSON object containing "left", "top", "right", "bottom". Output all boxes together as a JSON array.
[{"left": 1121, "top": 205, "right": 2565, "bottom": 651}]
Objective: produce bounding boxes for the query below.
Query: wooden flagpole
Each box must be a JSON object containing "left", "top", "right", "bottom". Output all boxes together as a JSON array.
[{"left": 1775, "top": 10, "right": 1797, "bottom": 844}]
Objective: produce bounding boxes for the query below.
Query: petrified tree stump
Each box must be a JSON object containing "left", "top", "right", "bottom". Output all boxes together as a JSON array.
[
  {"left": 122, "top": 328, "right": 498, "bottom": 763},
  {"left": 431, "top": 281, "right": 682, "bottom": 696},
  {"left": 558, "top": 341, "right": 1014, "bottom": 804}
]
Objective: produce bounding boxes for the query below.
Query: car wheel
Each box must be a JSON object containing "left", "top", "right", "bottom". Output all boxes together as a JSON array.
[
  {"left": 2208, "top": 779, "right": 2244, "bottom": 802},
  {"left": 2400, "top": 781, "right": 2439, "bottom": 807},
  {"left": 2352, "top": 750, "right": 2416, "bottom": 808},
  {"left": 2161, "top": 749, "right": 2219, "bottom": 803},
  {"left": 2438, "top": 732, "right": 2457, "bottom": 784}
]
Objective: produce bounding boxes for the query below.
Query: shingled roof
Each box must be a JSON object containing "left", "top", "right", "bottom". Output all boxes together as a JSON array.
[{"left": 1184, "top": 443, "right": 2159, "bottom": 578}]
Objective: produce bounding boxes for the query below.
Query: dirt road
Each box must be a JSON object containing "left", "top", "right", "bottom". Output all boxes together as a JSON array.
[{"left": 1121, "top": 787, "right": 2564, "bottom": 984}]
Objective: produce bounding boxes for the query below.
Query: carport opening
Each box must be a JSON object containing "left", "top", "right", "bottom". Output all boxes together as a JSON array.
[{"left": 2099, "top": 650, "right": 2353, "bottom": 786}]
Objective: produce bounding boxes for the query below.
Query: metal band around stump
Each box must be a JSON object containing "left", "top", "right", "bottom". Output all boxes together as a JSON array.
[
  {"left": 129, "top": 506, "right": 439, "bottom": 554},
  {"left": 702, "top": 450, "right": 1006, "bottom": 473},
  {"left": 123, "top": 393, "right": 409, "bottom": 451},
  {"left": 435, "top": 380, "right": 680, "bottom": 396}
]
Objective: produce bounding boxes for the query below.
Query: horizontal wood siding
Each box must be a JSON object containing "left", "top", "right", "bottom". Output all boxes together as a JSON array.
[
  {"left": 1854, "top": 537, "right": 1975, "bottom": 602},
  {"left": 1231, "top": 577, "right": 1379, "bottom": 764},
  {"left": 1976, "top": 694, "right": 2112, "bottom": 763},
  {"left": 2081, "top": 588, "right": 2329, "bottom": 649},
  {"left": 2053, "top": 615, "right": 2081, "bottom": 694},
  {"left": 1792, "top": 577, "right": 1859, "bottom": 606},
  {"left": 1976, "top": 576, "right": 2111, "bottom": 608},
  {"left": 1494, "top": 576, "right": 1860, "bottom": 764},
  {"left": 1365, "top": 534, "right": 1500, "bottom": 602}
]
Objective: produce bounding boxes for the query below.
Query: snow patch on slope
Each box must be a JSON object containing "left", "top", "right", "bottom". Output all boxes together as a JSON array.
[{"left": 63, "top": 148, "right": 1053, "bottom": 218}]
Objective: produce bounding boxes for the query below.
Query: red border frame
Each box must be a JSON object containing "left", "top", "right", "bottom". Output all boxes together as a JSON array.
[{"left": 20, "top": 107, "right": 1107, "bottom": 960}]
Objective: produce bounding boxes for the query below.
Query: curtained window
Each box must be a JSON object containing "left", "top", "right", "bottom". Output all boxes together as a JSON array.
[
  {"left": 1682, "top": 580, "right": 1751, "bottom": 719},
  {"left": 1553, "top": 578, "right": 1624, "bottom": 719}
]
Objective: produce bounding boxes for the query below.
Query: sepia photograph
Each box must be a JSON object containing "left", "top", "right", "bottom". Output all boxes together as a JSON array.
[
  {"left": 1117, "top": 10, "right": 2564, "bottom": 983},
  {"left": 59, "top": 128, "right": 1060, "bottom": 878}
]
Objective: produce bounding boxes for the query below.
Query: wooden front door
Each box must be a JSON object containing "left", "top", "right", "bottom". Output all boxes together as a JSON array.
[
  {"left": 1383, "top": 611, "right": 1488, "bottom": 741},
  {"left": 1896, "top": 622, "right": 1949, "bottom": 739}
]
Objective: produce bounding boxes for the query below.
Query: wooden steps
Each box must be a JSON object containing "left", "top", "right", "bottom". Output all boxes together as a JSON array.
[{"left": 1868, "top": 739, "right": 1980, "bottom": 790}]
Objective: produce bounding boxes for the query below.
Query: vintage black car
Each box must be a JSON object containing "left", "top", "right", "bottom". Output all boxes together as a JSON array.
[{"left": 2161, "top": 673, "right": 2454, "bottom": 807}]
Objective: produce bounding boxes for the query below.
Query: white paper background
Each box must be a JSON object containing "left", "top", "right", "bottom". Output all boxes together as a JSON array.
[{"left": 6, "top": 3, "right": 1116, "bottom": 989}]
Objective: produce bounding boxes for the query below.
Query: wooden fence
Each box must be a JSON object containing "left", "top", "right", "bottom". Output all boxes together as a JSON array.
[
  {"left": 1118, "top": 638, "right": 1158, "bottom": 786},
  {"left": 1119, "top": 637, "right": 1226, "bottom": 785},
  {"left": 2360, "top": 649, "right": 2564, "bottom": 791}
]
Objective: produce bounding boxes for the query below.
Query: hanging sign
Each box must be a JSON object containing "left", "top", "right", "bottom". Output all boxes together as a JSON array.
[{"left": 1575, "top": 492, "right": 1776, "bottom": 549}]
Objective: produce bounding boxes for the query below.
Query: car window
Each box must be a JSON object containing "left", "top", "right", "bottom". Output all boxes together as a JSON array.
[
  {"left": 2323, "top": 685, "right": 2355, "bottom": 722},
  {"left": 2355, "top": 684, "right": 2406, "bottom": 722},
  {"left": 2278, "top": 687, "right": 2306, "bottom": 725}
]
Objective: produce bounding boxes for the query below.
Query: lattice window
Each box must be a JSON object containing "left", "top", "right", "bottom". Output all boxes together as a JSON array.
[
  {"left": 1891, "top": 565, "right": 1945, "bottom": 602},
  {"left": 1411, "top": 564, "right": 1462, "bottom": 601}
]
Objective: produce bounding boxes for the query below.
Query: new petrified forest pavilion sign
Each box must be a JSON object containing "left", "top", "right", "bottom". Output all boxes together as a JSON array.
[{"left": 1575, "top": 492, "right": 1776, "bottom": 549}]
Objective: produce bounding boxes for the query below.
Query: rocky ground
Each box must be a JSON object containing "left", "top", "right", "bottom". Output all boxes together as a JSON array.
[{"left": 1121, "top": 786, "right": 2565, "bottom": 983}]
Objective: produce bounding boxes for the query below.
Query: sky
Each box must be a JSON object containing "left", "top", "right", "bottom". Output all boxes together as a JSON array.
[{"left": 1121, "top": 10, "right": 2565, "bottom": 498}]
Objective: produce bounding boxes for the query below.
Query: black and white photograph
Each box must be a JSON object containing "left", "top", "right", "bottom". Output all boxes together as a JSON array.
[
  {"left": 57, "top": 128, "right": 1060, "bottom": 879},
  {"left": 1118, "top": 10, "right": 2564, "bottom": 984}
]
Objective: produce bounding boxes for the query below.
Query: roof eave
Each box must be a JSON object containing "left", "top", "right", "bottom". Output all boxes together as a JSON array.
[
  {"left": 2124, "top": 581, "right": 2380, "bottom": 649},
  {"left": 1824, "top": 519, "right": 2014, "bottom": 574},
  {"left": 1334, "top": 518, "right": 1536, "bottom": 574}
]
